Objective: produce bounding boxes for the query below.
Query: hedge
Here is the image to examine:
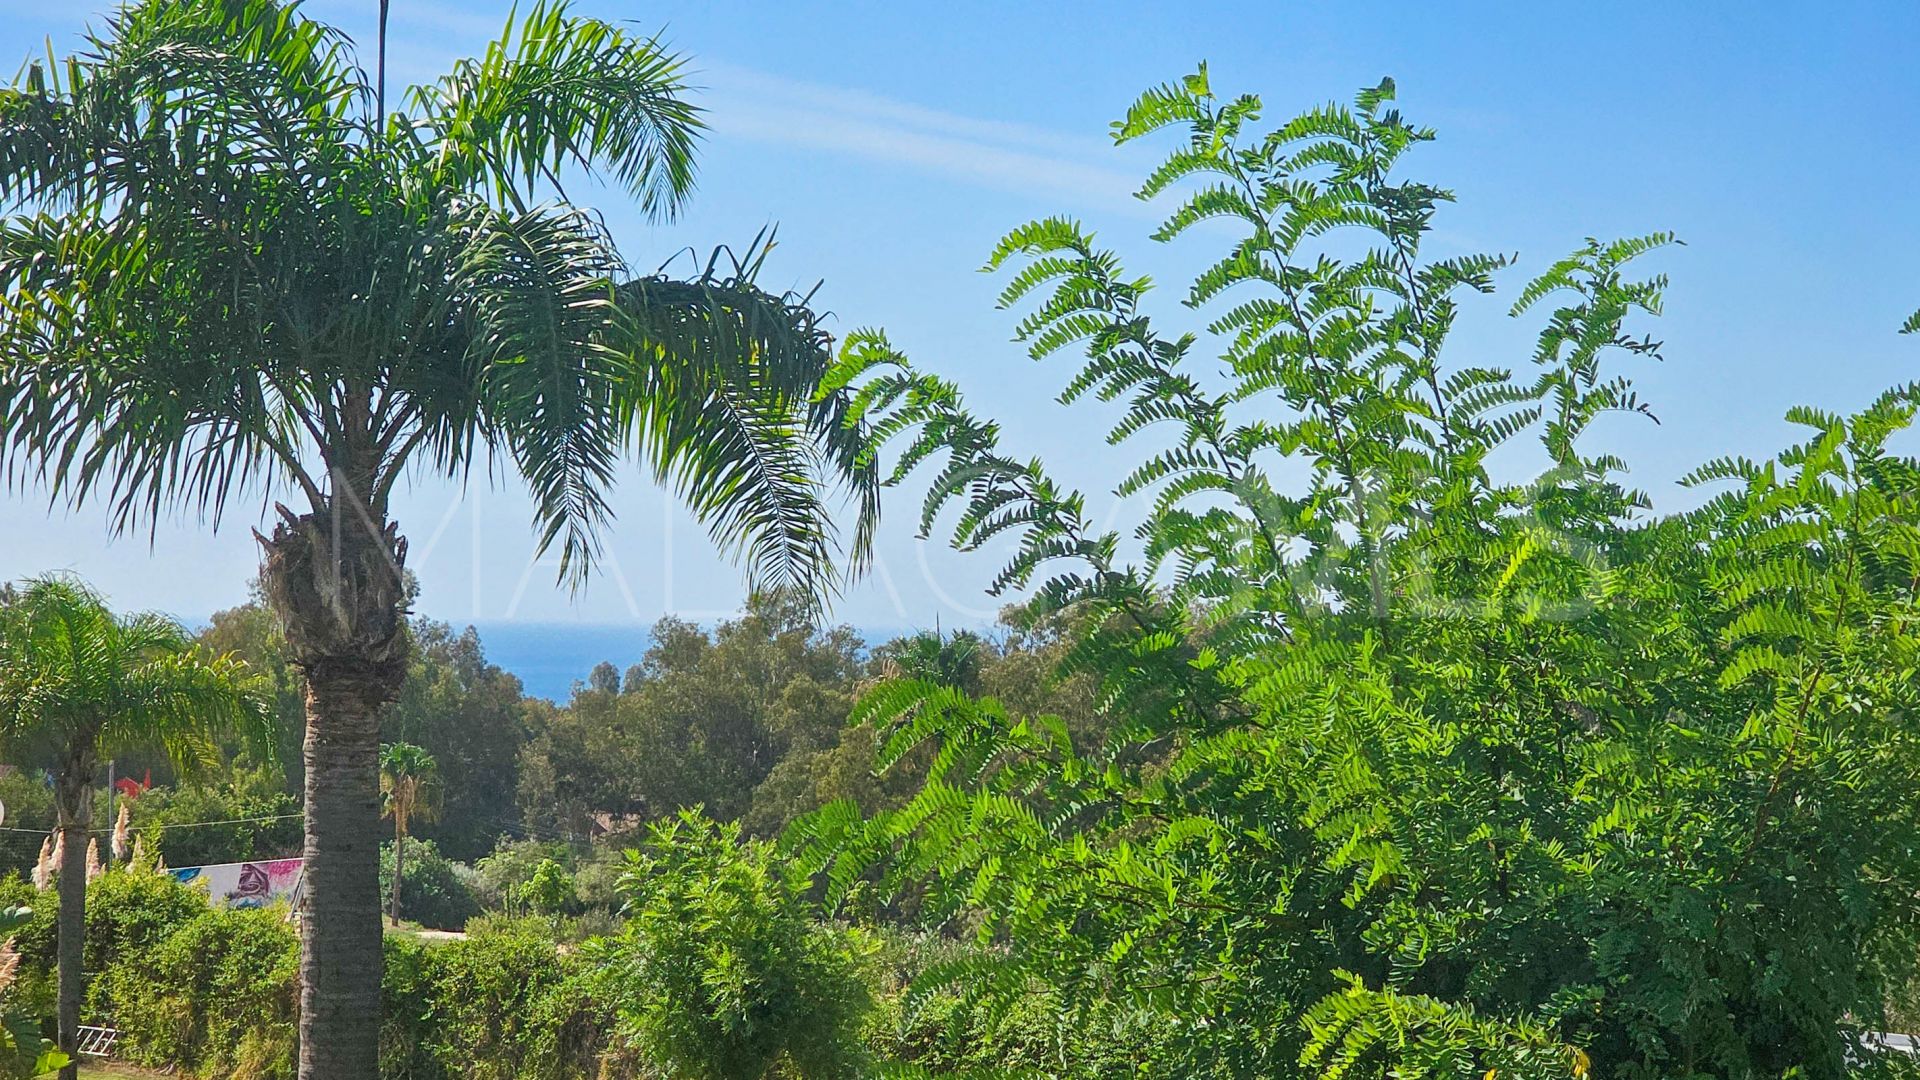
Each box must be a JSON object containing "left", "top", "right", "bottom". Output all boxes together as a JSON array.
[{"left": 2, "top": 866, "right": 1154, "bottom": 1079}]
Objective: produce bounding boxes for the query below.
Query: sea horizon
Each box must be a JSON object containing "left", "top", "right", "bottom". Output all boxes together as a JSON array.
[{"left": 465, "top": 618, "right": 931, "bottom": 702}]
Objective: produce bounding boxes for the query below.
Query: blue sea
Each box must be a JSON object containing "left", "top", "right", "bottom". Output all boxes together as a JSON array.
[
  {"left": 464, "top": 620, "right": 922, "bottom": 702},
  {"left": 466, "top": 622, "right": 656, "bottom": 702},
  {"left": 184, "top": 614, "right": 927, "bottom": 703}
]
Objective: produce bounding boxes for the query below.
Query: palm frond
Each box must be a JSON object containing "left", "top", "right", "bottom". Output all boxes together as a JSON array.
[
  {"left": 0, "top": 210, "right": 324, "bottom": 529},
  {"left": 0, "top": 576, "right": 271, "bottom": 773},
  {"left": 614, "top": 247, "right": 877, "bottom": 600},
  {"left": 2, "top": 0, "right": 358, "bottom": 212},
  {"left": 409, "top": 0, "right": 700, "bottom": 219},
  {"left": 452, "top": 203, "right": 628, "bottom": 584},
  {"left": 1, "top": 0, "right": 862, "bottom": 614}
]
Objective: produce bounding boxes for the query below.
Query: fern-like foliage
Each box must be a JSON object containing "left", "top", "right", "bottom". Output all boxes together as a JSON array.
[{"left": 793, "top": 71, "right": 1920, "bottom": 1080}]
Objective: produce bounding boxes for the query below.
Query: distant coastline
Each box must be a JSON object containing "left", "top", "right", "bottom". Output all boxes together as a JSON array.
[
  {"left": 466, "top": 621, "right": 657, "bottom": 702},
  {"left": 467, "top": 620, "right": 926, "bottom": 702},
  {"left": 182, "top": 614, "right": 938, "bottom": 702}
]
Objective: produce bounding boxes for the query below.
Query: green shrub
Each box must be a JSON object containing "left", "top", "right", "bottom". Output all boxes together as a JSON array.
[
  {"left": 601, "top": 812, "right": 874, "bottom": 1080},
  {"left": 522, "top": 859, "right": 576, "bottom": 916},
  {"left": 0, "top": 882, "right": 48, "bottom": 962},
  {"left": 465, "top": 909, "right": 619, "bottom": 948},
  {"left": 80, "top": 868, "right": 209, "bottom": 975},
  {"left": 0, "top": 904, "right": 61, "bottom": 1080},
  {"left": 2, "top": 869, "right": 205, "bottom": 969},
  {"left": 428, "top": 922, "right": 614, "bottom": 1079},
  {"left": 472, "top": 839, "right": 626, "bottom": 917},
  {"left": 0, "top": 882, "right": 49, "bottom": 1020},
  {"left": 381, "top": 918, "right": 637, "bottom": 1080},
  {"left": 379, "top": 933, "right": 441, "bottom": 1080},
  {"left": 862, "top": 929, "right": 1160, "bottom": 1079},
  {"left": 0, "top": 868, "right": 206, "bottom": 1023},
  {"left": 884, "top": 991, "right": 1158, "bottom": 1079},
  {"left": 471, "top": 839, "right": 572, "bottom": 912},
  {"left": 380, "top": 838, "right": 479, "bottom": 930},
  {"left": 556, "top": 908, "right": 619, "bottom": 944},
  {"left": 569, "top": 850, "right": 627, "bottom": 911},
  {"left": 95, "top": 904, "right": 298, "bottom": 1080}
]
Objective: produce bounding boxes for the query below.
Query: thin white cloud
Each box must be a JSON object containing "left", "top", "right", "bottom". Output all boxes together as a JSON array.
[
  {"left": 695, "top": 60, "right": 1147, "bottom": 211},
  {"left": 698, "top": 61, "right": 1117, "bottom": 160},
  {"left": 182, "top": 0, "right": 1152, "bottom": 212}
]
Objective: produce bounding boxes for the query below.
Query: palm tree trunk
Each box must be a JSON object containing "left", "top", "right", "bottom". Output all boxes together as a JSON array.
[
  {"left": 259, "top": 500, "right": 410, "bottom": 1080},
  {"left": 298, "top": 672, "right": 388, "bottom": 1079},
  {"left": 52, "top": 769, "right": 91, "bottom": 1080}
]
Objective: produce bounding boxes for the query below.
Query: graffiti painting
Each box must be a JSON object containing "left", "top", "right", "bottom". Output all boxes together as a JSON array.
[{"left": 169, "top": 858, "right": 303, "bottom": 909}]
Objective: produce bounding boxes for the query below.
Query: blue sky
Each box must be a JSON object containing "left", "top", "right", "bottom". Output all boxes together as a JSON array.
[{"left": 2, "top": 1, "right": 1919, "bottom": 650}]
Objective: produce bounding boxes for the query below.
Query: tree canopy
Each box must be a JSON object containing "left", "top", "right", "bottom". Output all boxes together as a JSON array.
[
  {"left": 794, "top": 70, "right": 1920, "bottom": 1079},
  {"left": 0, "top": 0, "right": 881, "bottom": 594}
]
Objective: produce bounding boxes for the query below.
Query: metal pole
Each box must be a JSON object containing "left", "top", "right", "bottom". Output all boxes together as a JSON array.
[
  {"left": 376, "top": 0, "right": 390, "bottom": 123},
  {"left": 103, "top": 760, "right": 114, "bottom": 864}
]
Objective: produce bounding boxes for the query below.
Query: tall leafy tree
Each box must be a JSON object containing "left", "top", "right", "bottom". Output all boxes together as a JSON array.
[
  {"left": 516, "top": 593, "right": 865, "bottom": 837},
  {"left": 378, "top": 741, "right": 438, "bottom": 927},
  {"left": 197, "top": 588, "right": 311, "bottom": 789},
  {"left": 0, "top": 2, "right": 878, "bottom": 1074},
  {"left": 0, "top": 577, "right": 267, "bottom": 1078},
  {"left": 802, "top": 70, "right": 1920, "bottom": 1078},
  {"left": 384, "top": 620, "right": 529, "bottom": 861}
]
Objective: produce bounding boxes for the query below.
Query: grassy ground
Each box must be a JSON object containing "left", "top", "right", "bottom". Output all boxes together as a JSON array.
[{"left": 77, "top": 1064, "right": 167, "bottom": 1079}]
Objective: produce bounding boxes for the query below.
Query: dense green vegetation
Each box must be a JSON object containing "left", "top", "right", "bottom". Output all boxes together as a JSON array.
[
  {"left": 789, "top": 70, "right": 1920, "bottom": 1078},
  {"left": 0, "top": 582, "right": 1138, "bottom": 1077},
  {"left": 0, "top": 852, "right": 1135, "bottom": 1079},
  {"left": 63, "top": 588, "right": 1085, "bottom": 879},
  {"left": 0, "top": 12, "right": 1916, "bottom": 1080},
  {"left": 0, "top": 905, "right": 61, "bottom": 1078}
]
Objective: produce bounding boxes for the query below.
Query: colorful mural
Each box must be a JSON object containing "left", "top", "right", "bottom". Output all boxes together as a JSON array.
[{"left": 169, "top": 858, "right": 302, "bottom": 909}]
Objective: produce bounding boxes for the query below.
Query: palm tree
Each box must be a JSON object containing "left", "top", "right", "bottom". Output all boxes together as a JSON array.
[
  {"left": 0, "top": 3, "right": 878, "bottom": 1075},
  {"left": 0, "top": 577, "right": 269, "bottom": 1079},
  {"left": 885, "top": 629, "right": 987, "bottom": 692},
  {"left": 378, "top": 741, "right": 438, "bottom": 927}
]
